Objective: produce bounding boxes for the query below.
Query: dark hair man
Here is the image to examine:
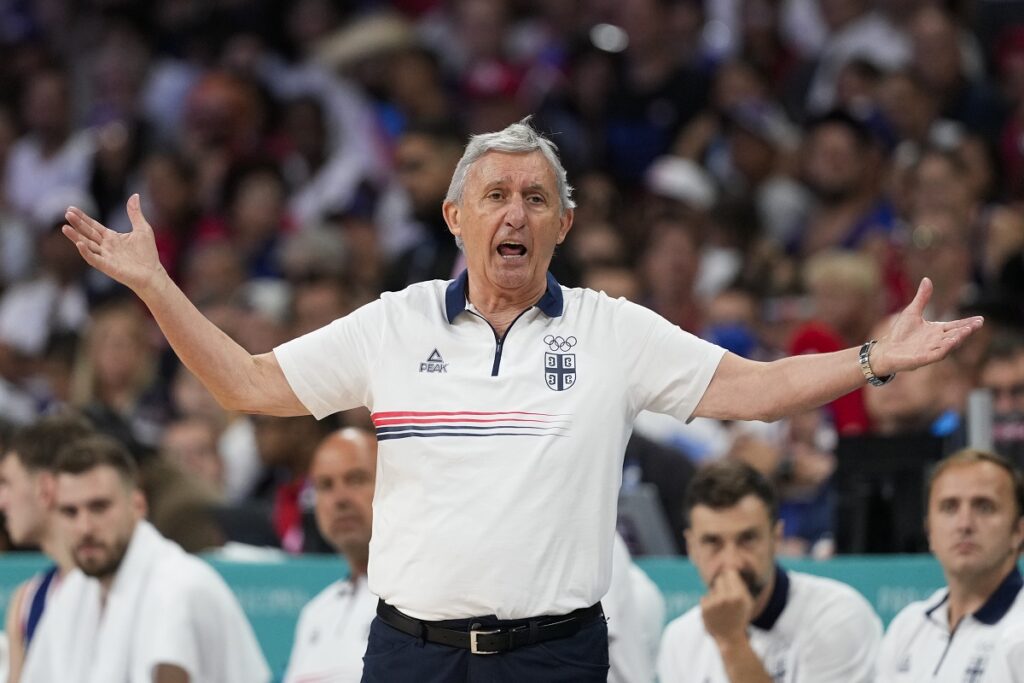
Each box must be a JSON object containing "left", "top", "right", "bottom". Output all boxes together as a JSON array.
[
  {"left": 21, "top": 435, "right": 270, "bottom": 683},
  {"left": 658, "top": 460, "right": 881, "bottom": 682}
]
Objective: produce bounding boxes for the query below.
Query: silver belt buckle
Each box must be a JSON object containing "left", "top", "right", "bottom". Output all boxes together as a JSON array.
[{"left": 469, "top": 628, "right": 500, "bottom": 655}]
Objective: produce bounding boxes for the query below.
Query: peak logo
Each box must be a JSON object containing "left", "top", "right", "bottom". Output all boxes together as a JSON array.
[{"left": 420, "top": 349, "right": 448, "bottom": 373}]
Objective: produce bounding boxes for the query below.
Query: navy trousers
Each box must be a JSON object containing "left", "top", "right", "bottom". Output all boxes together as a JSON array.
[{"left": 360, "top": 612, "right": 609, "bottom": 683}]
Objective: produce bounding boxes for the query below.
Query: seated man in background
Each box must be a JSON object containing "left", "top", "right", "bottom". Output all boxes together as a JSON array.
[
  {"left": 284, "top": 427, "right": 378, "bottom": 683},
  {"left": 0, "top": 414, "right": 94, "bottom": 683},
  {"left": 605, "top": 533, "right": 665, "bottom": 683},
  {"left": 877, "top": 449, "right": 1024, "bottom": 681},
  {"left": 22, "top": 434, "right": 270, "bottom": 683},
  {"left": 658, "top": 460, "right": 881, "bottom": 682}
]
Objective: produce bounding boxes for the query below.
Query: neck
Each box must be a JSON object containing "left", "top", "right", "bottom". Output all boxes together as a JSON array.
[
  {"left": 343, "top": 549, "right": 368, "bottom": 580},
  {"left": 946, "top": 558, "right": 1017, "bottom": 631},
  {"left": 750, "top": 567, "right": 777, "bottom": 623},
  {"left": 466, "top": 273, "right": 546, "bottom": 336}
]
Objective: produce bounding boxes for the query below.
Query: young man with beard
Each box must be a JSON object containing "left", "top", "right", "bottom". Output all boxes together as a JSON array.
[
  {"left": 658, "top": 460, "right": 881, "bottom": 682},
  {"left": 284, "top": 428, "right": 378, "bottom": 683},
  {"left": 0, "top": 414, "right": 94, "bottom": 683},
  {"left": 876, "top": 450, "right": 1024, "bottom": 681},
  {"left": 21, "top": 434, "right": 269, "bottom": 683}
]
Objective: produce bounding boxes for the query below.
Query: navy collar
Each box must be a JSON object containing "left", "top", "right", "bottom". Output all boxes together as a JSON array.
[
  {"left": 974, "top": 566, "right": 1023, "bottom": 625},
  {"left": 924, "top": 566, "right": 1023, "bottom": 626},
  {"left": 444, "top": 270, "right": 564, "bottom": 323},
  {"left": 751, "top": 564, "right": 789, "bottom": 631}
]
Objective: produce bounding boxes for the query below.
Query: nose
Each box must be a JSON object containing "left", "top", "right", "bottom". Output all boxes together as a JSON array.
[
  {"left": 504, "top": 195, "right": 527, "bottom": 229},
  {"left": 718, "top": 543, "right": 744, "bottom": 571}
]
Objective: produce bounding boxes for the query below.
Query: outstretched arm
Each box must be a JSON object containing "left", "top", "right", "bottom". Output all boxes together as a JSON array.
[
  {"left": 63, "top": 195, "right": 307, "bottom": 416},
  {"left": 693, "top": 278, "right": 983, "bottom": 422}
]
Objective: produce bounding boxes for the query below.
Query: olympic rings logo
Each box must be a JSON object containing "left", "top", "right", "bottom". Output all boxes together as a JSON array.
[{"left": 543, "top": 335, "right": 577, "bottom": 352}]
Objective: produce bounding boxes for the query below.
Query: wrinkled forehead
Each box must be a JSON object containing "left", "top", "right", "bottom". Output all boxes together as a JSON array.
[{"left": 464, "top": 150, "right": 558, "bottom": 190}]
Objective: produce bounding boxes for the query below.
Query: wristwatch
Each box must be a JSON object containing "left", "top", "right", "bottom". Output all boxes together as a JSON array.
[{"left": 859, "top": 340, "right": 894, "bottom": 387}]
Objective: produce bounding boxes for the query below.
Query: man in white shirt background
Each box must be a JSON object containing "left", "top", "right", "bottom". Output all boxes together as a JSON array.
[
  {"left": 22, "top": 434, "right": 270, "bottom": 683},
  {"left": 0, "top": 414, "right": 94, "bottom": 683},
  {"left": 658, "top": 459, "right": 881, "bottom": 682},
  {"left": 284, "top": 427, "right": 377, "bottom": 683},
  {"left": 877, "top": 448, "right": 1024, "bottom": 681}
]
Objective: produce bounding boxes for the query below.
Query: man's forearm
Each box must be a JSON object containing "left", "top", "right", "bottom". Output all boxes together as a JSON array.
[
  {"left": 136, "top": 271, "right": 300, "bottom": 416},
  {"left": 696, "top": 348, "right": 866, "bottom": 423},
  {"left": 716, "top": 635, "right": 773, "bottom": 683}
]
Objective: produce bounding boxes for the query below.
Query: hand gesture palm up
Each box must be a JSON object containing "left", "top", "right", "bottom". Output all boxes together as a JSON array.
[{"left": 62, "top": 193, "right": 164, "bottom": 294}]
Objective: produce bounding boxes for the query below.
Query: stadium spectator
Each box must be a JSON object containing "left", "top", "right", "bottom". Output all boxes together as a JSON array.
[
  {"left": 4, "top": 68, "right": 94, "bottom": 220},
  {"left": 22, "top": 434, "right": 270, "bottom": 683},
  {"left": 877, "top": 449, "right": 1024, "bottom": 680},
  {"left": 382, "top": 120, "right": 468, "bottom": 292},
  {"left": 658, "top": 459, "right": 882, "bottom": 682},
  {"left": 0, "top": 414, "right": 94, "bottom": 683},
  {"left": 284, "top": 427, "right": 377, "bottom": 683},
  {"left": 160, "top": 416, "right": 225, "bottom": 496}
]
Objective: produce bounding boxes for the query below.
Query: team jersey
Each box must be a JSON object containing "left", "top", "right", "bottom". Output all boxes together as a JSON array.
[{"left": 275, "top": 273, "right": 724, "bottom": 620}]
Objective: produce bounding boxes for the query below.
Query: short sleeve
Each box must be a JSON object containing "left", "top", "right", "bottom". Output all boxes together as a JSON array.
[
  {"left": 614, "top": 300, "right": 725, "bottom": 422},
  {"left": 794, "top": 592, "right": 882, "bottom": 683},
  {"left": 274, "top": 299, "right": 383, "bottom": 419}
]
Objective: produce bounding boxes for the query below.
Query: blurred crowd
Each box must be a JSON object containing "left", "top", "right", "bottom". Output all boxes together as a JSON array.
[{"left": 2, "top": 0, "right": 1024, "bottom": 557}]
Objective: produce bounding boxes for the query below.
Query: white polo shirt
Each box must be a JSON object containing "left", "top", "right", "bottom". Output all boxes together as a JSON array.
[
  {"left": 877, "top": 567, "right": 1024, "bottom": 682},
  {"left": 657, "top": 569, "right": 882, "bottom": 683},
  {"left": 283, "top": 574, "right": 377, "bottom": 683},
  {"left": 275, "top": 273, "right": 724, "bottom": 620}
]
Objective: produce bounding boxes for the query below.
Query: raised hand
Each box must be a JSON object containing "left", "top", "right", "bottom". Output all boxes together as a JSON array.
[
  {"left": 62, "top": 194, "right": 166, "bottom": 295},
  {"left": 871, "top": 277, "right": 984, "bottom": 377},
  {"left": 701, "top": 569, "right": 754, "bottom": 647}
]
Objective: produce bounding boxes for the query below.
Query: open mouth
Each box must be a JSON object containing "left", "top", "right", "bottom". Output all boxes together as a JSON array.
[{"left": 497, "top": 242, "right": 527, "bottom": 258}]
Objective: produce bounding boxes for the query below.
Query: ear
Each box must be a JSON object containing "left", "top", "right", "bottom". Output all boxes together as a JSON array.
[
  {"left": 1012, "top": 515, "right": 1024, "bottom": 554},
  {"left": 683, "top": 528, "right": 694, "bottom": 554},
  {"left": 131, "top": 489, "right": 147, "bottom": 520},
  {"left": 443, "top": 200, "right": 461, "bottom": 240},
  {"left": 556, "top": 208, "right": 574, "bottom": 245},
  {"left": 773, "top": 519, "right": 784, "bottom": 545},
  {"left": 36, "top": 472, "right": 56, "bottom": 508}
]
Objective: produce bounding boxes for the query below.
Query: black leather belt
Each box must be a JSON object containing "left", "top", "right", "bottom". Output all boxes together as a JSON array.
[{"left": 376, "top": 600, "right": 604, "bottom": 655}]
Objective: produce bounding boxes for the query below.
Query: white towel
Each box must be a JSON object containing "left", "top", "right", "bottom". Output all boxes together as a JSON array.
[{"left": 22, "top": 521, "right": 270, "bottom": 683}]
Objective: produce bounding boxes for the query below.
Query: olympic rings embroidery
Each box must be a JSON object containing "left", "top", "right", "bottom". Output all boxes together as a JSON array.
[{"left": 543, "top": 335, "right": 577, "bottom": 352}]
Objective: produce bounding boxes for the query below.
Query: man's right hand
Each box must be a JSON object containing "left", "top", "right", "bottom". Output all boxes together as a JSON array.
[
  {"left": 701, "top": 569, "right": 754, "bottom": 647},
  {"left": 63, "top": 193, "right": 167, "bottom": 296}
]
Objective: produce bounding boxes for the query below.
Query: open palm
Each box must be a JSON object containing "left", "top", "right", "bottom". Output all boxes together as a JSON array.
[
  {"left": 62, "top": 194, "right": 165, "bottom": 294},
  {"left": 876, "top": 277, "right": 984, "bottom": 375}
]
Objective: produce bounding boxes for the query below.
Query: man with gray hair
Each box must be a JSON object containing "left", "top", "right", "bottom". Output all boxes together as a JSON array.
[{"left": 62, "top": 118, "right": 980, "bottom": 681}]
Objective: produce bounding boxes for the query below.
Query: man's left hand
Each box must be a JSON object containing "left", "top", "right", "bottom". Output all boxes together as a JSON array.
[{"left": 871, "top": 277, "right": 983, "bottom": 377}]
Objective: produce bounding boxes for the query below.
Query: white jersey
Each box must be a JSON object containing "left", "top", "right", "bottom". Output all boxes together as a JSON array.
[
  {"left": 877, "top": 568, "right": 1024, "bottom": 682},
  {"left": 284, "top": 574, "right": 377, "bottom": 683},
  {"left": 22, "top": 521, "right": 270, "bottom": 683},
  {"left": 658, "top": 569, "right": 881, "bottom": 683},
  {"left": 275, "top": 273, "right": 724, "bottom": 620}
]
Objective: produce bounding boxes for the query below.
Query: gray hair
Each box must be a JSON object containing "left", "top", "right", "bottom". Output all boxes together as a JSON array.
[{"left": 445, "top": 117, "right": 576, "bottom": 214}]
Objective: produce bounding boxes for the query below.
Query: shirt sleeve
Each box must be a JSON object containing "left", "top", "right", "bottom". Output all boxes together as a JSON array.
[
  {"left": 273, "top": 299, "right": 383, "bottom": 419},
  {"left": 614, "top": 299, "right": 726, "bottom": 422},
  {"left": 141, "top": 563, "right": 270, "bottom": 683},
  {"left": 793, "top": 594, "right": 883, "bottom": 683}
]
